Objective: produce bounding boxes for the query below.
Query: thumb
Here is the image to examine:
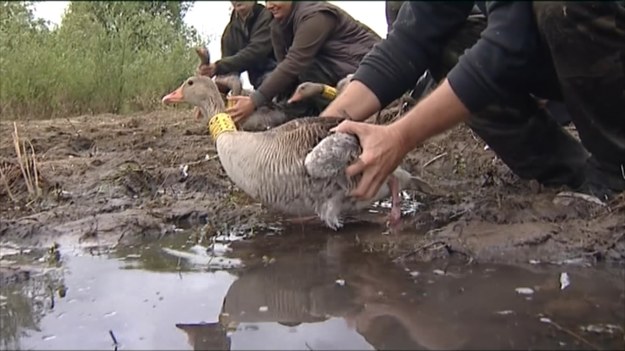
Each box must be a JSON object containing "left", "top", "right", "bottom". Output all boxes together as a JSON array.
[{"left": 331, "top": 120, "right": 366, "bottom": 136}]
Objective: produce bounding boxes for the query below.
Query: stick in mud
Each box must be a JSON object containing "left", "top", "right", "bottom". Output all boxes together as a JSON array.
[
  {"left": 540, "top": 318, "right": 601, "bottom": 351},
  {"left": 423, "top": 152, "right": 448, "bottom": 169},
  {"left": 393, "top": 240, "right": 446, "bottom": 263},
  {"left": 109, "top": 329, "right": 119, "bottom": 347}
]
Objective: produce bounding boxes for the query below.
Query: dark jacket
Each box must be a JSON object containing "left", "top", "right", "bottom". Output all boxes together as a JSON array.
[
  {"left": 353, "top": 1, "right": 542, "bottom": 113},
  {"left": 216, "top": 3, "right": 276, "bottom": 89},
  {"left": 252, "top": 1, "right": 381, "bottom": 107}
]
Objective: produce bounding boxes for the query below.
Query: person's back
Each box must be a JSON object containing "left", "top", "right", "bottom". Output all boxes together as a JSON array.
[
  {"left": 270, "top": 1, "right": 380, "bottom": 84},
  {"left": 248, "top": 1, "right": 381, "bottom": 117},
  {"left": 207, "top": 1, "right": 276, "bottom": 89}
]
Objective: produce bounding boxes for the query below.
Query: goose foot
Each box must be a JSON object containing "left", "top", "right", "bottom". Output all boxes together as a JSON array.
[{"left": 385, "top": 176, "right": 403, "bottom": 231}]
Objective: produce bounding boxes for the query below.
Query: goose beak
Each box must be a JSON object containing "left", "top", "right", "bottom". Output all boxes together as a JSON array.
[
  {"left": 287, "top": 91, "right": 303, "bottom": 104},
  {"left": 162, "top": 87, "right": 184, "bottom": 104}
]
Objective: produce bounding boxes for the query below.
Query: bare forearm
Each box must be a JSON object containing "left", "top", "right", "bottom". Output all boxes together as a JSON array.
[
  {"left": 392, "top": 79, "right": 471, "bottom": 154},
  {"left": 320, "top": 81, "right": 381, "bottom": 121}
]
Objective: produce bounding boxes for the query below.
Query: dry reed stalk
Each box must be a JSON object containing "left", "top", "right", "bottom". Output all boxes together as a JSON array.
[{"left": 11, "top": 122, "right": 41, "bottom": 200}]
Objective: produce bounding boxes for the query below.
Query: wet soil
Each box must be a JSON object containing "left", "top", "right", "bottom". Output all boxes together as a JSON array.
[
  {"left": 0, "top": 230, "right": 623, "bottom": 350},
  {"left": 1, "top": 109, "right": 624, "bottom": 267}
]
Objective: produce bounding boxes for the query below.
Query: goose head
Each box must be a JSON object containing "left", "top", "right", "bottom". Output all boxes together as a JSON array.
[
  {"left": 336, "top": 74, "right": 354, "bottom": 93},
  {"left": 288, "top": 82, "right": 338, "bottom": 103},
  {"left": 162, "top": 76, "right": 226, "bottom": 119}
]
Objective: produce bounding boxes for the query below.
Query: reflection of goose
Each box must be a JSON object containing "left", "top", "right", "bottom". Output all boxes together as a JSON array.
[
  {"left": 173, "top": 236, "right": 424, "bottom": 350},
  {"left": 174, "top": 232, "right": 625, "bottom": 350},
  {"left": 176, "top": 322, "right": 231, "bottom": 351}
]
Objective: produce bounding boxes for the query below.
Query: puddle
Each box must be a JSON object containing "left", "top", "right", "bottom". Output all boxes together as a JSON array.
[{"left": 1, "top": 230, "right": 624, "bottom": 350}]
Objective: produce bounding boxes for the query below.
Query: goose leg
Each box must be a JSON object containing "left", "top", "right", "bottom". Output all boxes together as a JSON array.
[
  {"left": 386, "top": 175, "right": 402, "bottom": 230},
  {"left": 284, "top": 215, "right": 318, "bottom": 225}
]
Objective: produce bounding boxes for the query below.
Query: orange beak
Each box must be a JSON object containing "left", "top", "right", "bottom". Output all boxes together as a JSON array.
[
  {"left": 162, "top": 86, "right": 185, "bottom": 104},
  {"left": 287, "top": 91, "right": 302, "bottom": 104}
]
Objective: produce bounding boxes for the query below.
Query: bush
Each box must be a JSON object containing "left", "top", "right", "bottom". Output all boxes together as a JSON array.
[{"left": 0, "top": 1, "right": 205, "bottom": 120}]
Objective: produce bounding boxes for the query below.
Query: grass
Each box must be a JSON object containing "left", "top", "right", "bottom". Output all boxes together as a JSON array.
[{"left": 0, "top": 1, "right": 205, "bottom": 121}]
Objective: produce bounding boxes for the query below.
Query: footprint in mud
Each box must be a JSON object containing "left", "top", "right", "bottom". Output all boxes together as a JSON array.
[
  {"left": 69, "top": 135, "right": 94, "bottom": 153},
  {"left": 184, "top": 174, "right": 223, "bottom": 193}
]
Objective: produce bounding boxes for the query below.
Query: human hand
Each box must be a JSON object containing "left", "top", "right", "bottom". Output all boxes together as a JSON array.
[
  {"left": 198, "top": 63, "right": 216, "bottom": 77},
  {"left": 226, "top": 96, "right": 255, "bottom": 124},
  {"left": 332, "top": 121, "right": 408, "bottom": 200}
]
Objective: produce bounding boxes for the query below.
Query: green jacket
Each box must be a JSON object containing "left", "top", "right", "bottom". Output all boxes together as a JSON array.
[{"left": 216, "top": 3, "right": 276, "bottom": 88}]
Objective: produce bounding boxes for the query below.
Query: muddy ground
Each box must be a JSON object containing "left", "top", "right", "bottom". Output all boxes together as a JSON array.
[{"left": 1, "top": 107, "right": 624, "bottom": 273}]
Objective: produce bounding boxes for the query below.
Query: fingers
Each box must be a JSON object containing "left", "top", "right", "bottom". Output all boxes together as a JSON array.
[
  {"left": 198, "top": 64, "right": 211, "bottom": 76},
  {"left": 345, "top": 157, "right": 366, "bottom": 178},
  {"left": 227, "top": 95, "right": 246, "bottom": 101},
  {"left": 225, "top": 106, "right": 240, "bottom": 120},
  {"left": 351, "top": 171, "right": 386, "bottom": 200}
]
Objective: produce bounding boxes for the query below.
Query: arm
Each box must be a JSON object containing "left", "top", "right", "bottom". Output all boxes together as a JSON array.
[
  {"left": 321, "top": 2, "right": 473, "bottom": 121},
  {"left": 335, "top": 2, "right": 542, "bottom": 201},
  {"left": 446, "top": 1, "right": 539, "bottom": 112},
  {"left": 250, "top": 13, "right": 337, "bottom": 107},
  {"left": 215, "top": 11, "right": 274, "bottom": 75},
  {"left": 392, "top": 79, "right": 470, "bottom": 156}
]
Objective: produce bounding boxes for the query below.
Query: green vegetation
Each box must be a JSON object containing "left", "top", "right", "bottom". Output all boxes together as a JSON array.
[{"left": 0, "top": 1, "right": 205, "bottom": 120}]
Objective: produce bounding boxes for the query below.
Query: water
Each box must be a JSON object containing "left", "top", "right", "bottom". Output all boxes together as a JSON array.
[{"left": 1, "top": 228, "right": 624, "bottom": 350}]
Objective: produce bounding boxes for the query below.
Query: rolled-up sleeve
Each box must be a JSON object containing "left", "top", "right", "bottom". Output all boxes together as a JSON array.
[
  {"left": 353, "top": 2, "right": 474, "bottom": 108},
  {"left": 447, "top": 2, "right": 539, "bottom": 113}
]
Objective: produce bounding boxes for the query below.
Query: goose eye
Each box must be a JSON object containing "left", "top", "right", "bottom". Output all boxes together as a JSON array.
[{"left": 187, "top": 80, "right": 194, "bottom": 86}]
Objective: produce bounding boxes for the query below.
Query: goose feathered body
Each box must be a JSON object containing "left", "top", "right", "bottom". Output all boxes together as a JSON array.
[
  {"left": 215, "top": 116, "right": 410, "bottom": 229},
  {"left": 161, "top": 75, "right": 415, "bottom": 230}
]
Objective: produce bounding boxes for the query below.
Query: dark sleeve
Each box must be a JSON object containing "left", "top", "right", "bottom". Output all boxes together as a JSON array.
[
  {"left": 447, "top": 1, "right": 539, "bottom": 112},
  {"left": 216, "top": 12, "right": 274, "bottom": 75},
  {"left": 352, "top": 2, "right": 474, "bottom": 108},
  {"left": 220, "top": 22, "right": 236, "bottom": 58},
  {"left": 251, "top": 12, "right": 337, "bottom": 107}
]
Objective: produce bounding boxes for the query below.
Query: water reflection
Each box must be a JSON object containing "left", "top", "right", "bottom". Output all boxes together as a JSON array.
[
  {"left": 175, "top": 235, "right": 625, "bottom": 350},
  {"left": 1, "top": 231, "right": 623, "bottom": 350}
]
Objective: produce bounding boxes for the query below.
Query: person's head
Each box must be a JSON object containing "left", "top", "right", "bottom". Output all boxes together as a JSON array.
[
  {"left": 265, "top": 1, "right": 293, "bottom": 21},
  {"left": 230, "top": 1, "right": 255, "bottom": 19}
]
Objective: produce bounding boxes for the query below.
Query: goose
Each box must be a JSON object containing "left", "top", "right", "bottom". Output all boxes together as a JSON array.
[
  {"left": 161, "top": 75, "right": 426, "bottom": 230},
  {"left": 287, "top": 74, "right": 354, "bottom": 104}
]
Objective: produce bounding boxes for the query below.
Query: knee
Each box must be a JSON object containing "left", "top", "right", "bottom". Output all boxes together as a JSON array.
[
  {"left": 533, "top": 1, "right": 566, "bottom": 33},
  {"left": 534, "top": 1, "right": 625, "bottom": 34}
]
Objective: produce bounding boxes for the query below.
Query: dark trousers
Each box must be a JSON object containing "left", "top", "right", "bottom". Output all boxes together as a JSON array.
[{"left": 430, "top": 2, "right": 625, "bottom": 195}]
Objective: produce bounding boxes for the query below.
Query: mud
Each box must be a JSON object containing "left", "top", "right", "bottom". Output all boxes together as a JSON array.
[
  {"left": 2, "top": 108, "right": 624, "bottom": 266},
  {"left": 0, "top": 231, "right": 623, "bottom": 350}
]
